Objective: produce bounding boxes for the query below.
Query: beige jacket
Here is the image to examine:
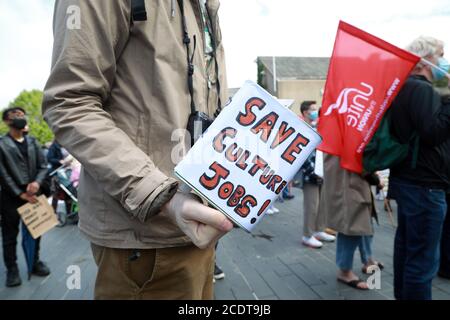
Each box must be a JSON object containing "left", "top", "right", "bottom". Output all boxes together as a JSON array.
[
  {"left": 42, "top": 0, "right": 228, "bottom": 249},
  {"left": 320, "top": 154, "right": 374, "bottom": 236}
]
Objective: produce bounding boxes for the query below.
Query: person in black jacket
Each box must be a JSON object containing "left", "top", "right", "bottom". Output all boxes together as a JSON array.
[
  {"left": 47, "top": 140, "right": 73, "bottom": 214},
  {"left": 47, "top": 140, "right": 64, "bottom": 173},
  {"left": 0, "top": 107, "right": 51, "bottom": 287},
  {"left": 439, "top": 95, "right": 450, "bottom": 280},
  {"left": 389, "top": 37, "right": 450, "bottom": 300}
]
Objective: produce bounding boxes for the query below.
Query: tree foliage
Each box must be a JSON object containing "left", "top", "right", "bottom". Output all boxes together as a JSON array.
[{"left": 0, "top": 89, "right": 53, "bottom": 145}]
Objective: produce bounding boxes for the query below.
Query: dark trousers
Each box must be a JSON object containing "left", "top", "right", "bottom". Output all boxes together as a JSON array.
[
  {"left": 1, "top": 191, "right": 41, "bottom": 270},
  {"left": 390, "top": 177, "right": 447, "bottom": 300},
  {"left": 440, "top": 194, "right": 450, "bottom": 275}
]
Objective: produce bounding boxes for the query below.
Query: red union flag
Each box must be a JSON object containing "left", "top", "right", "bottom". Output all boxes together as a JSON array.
[{"left": 317, "top": 21, "right": 420, "bottom": 173}]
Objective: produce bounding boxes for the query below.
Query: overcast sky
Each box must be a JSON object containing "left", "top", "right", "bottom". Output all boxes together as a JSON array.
[{"left": 1, "top": 0, "right": 449, "bottom": 108}]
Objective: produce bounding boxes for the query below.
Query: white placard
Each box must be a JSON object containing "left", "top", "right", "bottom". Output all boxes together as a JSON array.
[
  {"left": 174, "top": 81, "right": 322, "bottom": 232},
  {"left": 314, "top": 150, "right": 324, "bottom": 178},
  {"left": 277, "top": 99, "right": 295, "bottom": 109}
]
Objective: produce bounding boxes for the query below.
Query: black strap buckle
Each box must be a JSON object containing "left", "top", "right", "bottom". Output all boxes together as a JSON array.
[{"left": 131, "top": 0, "right": 147, "bottom": 21}]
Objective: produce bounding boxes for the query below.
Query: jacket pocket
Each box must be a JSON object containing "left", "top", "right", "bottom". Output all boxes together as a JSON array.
[{"left": 123, "top": 249, "right": 156, "bottom": 289}]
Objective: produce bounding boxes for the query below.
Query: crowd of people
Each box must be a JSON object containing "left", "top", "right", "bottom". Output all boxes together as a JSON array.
[{"left": 293, "top": 36, "right": 450, "bottom": 297}]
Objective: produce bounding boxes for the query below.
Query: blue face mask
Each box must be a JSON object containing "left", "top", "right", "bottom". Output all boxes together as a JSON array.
[
  {"left": 432, "top": 57, "right": 450, "bottom": 81},
  {"left": 308, "top": 111, "right": 319, "bottom": 121}
]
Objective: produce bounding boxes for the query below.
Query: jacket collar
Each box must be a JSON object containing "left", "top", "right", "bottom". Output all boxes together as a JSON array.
[
  {"left": 410, "top": 74, "right": 432, "bottom": 84},
  {"left": 4, "top": 134, "right": 33, "bottom": 167}
]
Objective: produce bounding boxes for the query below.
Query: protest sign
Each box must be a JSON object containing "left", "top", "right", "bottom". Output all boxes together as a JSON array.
[
  {"left": 175, "top": 81, "right": 322, "bottom": 231},
  {"left": 17, "top": 195, "right": 58, "bottom": 239}
]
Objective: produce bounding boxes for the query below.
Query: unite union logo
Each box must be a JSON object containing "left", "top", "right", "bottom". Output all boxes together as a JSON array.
[{"left": 323, "top": 82, "right": 375, "bottom": 130}]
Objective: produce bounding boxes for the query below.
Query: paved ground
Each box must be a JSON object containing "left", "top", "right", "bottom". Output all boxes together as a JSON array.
[{"left": 0, "top": 186, "right": 449, "bottom": 300}]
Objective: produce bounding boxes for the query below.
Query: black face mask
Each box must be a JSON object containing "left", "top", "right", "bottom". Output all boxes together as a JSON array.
[{"left": 11, "top": 118, "right": 27, "bottom": 130}]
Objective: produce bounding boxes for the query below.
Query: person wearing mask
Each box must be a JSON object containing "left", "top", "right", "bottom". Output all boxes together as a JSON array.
[
  {"left": 390, "top": 36, "right": 450, "bottom": 300},
  {"left": 0, "top": 107, "right": 51, "bottom": 287},
  {"left": 299, "top": 101, "right": 335, "bottom": 248},
  {"left": 42, "top": 0, "right": 232, "bottom": 299}
]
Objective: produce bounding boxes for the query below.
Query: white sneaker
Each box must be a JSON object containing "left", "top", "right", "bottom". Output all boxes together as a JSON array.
[
  {"left": 313, "top": 231, "right": 336, "bottom": 242},
  {"left": 302, "top": 236, "right": 323, "bottom": 248},
  {"left": 272, "top": 206, "right": 280, "bottom": 213},
  {"left": 266, "top": 208, "right": 275, "bottom": 215}
]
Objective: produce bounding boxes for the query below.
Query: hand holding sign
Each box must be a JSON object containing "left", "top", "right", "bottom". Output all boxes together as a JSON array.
[
  {"left": 175, "top": 81, "right": 322, "bottom": 232},
  {"left": 160, "top": 192, "right": 233, "bottom": 249},
  {"left": 17, "top": 195, "right": 58, "bottom": 239}
]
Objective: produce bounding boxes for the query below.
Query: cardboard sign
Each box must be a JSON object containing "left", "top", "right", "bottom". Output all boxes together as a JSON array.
[
  {"left": 174, "top": 81, "right": 322, "bottom": 232},
  {"left": 17, "top": 195, "right": 58, "bottom": 239}
]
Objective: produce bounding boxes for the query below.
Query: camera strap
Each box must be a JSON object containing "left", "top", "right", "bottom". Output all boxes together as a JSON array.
[
  {"left": 177, "top": 0, "right": 222, "bottom": 117},
  {"left": 177, "top": 0, "right": 197, "bottom": 115},
  {"left": 132, "top": 0, "right": 223, "bottom": 117}
]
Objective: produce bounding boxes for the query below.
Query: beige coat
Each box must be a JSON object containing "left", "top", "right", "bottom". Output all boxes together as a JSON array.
[
  {"left": 320, "top": 154, "right": 374, "bottom": 236},
  {"left": 42, "top": 0, "right": 228, "bottom": 249}
]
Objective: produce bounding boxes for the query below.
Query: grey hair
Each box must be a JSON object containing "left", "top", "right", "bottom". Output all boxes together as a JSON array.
[{"left": 406, "top": 36, "right": 444, "bottom": 69}]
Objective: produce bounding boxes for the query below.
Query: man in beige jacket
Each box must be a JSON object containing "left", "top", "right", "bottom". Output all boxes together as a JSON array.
[{"left": 43, "top": 0, "right": 232, "bottom": 299}]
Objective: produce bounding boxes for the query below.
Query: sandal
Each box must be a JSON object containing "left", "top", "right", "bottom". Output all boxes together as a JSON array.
[
  {"left": 338, "top": 278, "right": 369, "bottom": 290},
  {"left": 362, "top": 262, "right": 384, "bottom": 274}
]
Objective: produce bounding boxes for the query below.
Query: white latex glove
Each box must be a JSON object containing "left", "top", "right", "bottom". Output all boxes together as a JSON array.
[{"left": 161, "top": 192, "right": 234, "bottom": 249}]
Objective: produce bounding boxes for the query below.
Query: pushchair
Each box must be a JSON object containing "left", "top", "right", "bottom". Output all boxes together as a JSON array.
[{"left": 49, "top": 162, "right": 80, "bottom": 227}]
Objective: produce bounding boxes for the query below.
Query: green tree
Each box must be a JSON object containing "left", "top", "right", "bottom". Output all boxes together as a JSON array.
[{"left": 0, "top": 89, "right": 54, "bottom": 145}]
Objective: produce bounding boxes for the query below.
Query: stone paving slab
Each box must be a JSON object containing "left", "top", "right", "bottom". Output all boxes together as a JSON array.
[{"left": 0, "top": 187, "right": 449, "bottom": 300}]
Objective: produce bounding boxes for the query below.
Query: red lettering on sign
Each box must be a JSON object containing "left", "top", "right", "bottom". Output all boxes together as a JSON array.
[
  {"left": 199, "top": 162, "right": 230, "bottom": 190},
  {"left": 218, "top": 182, "right": 234, "bottom": 200},
  {"left": 258, "top": 199, "right": 272, "bottom": 216},
  {"left": 266, "top": 175, "right": 283, "bottom": 192},
  {"left": 236, "top": 150, "right": 251, "bottom": 170},
  {"left": 213, "top": 127, "right": 237, "bottom": 153},
  {"left": 251, "top": 112, "right": 279, "bottom": 143},
  {"left": 235, "top": 195, "right": 257, "bottom": 218},
  {"left": 281, "top": 133, "right": 310, "bottom": 164},
  {"left": 271, "top": 121, "right": 295, "bottom": 149},
  {"left": 248, "top": 155, "right": 268, "bottom": 176},
  {"left": 259, "top": 167, "right": 274, "bottom": 185},
  {"left": 225, "top": 143, "right": 243, "bottom": 162},
  {"left": 236, "top": 97, "right": 266, "bottom": 126},
  {"left": 275, "top": 181, "right": 287, "bottom": 195},
  {"left": 227, "top": 185, "right": 246, "bottom": 208}
]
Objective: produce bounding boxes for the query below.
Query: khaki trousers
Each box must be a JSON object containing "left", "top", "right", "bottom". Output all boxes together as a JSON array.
[
  {"left": 303, "top": 183, "right": 326, "bottom": 237},
  {"left": 91, "top": 243, "right": 215, "bottom": 300}
]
